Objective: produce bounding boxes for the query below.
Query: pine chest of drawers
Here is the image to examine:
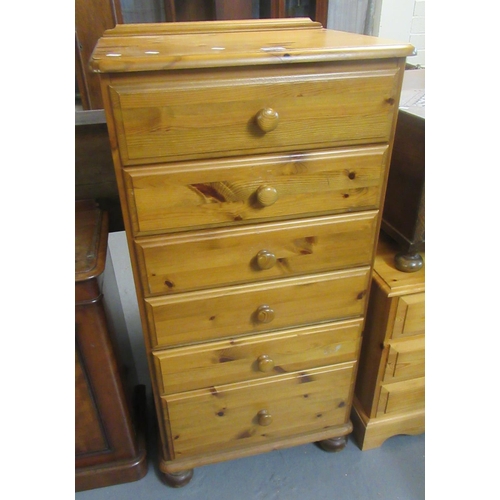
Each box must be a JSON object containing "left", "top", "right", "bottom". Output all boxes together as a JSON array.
[{"left": 91, "top": 18, "right": 413, "bottom": 487}]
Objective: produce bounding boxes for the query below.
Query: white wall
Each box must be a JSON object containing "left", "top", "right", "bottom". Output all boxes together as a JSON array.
[
  {"left": 105, "top": 232, "right": 151, "bottom": 394},
  {"left": 378, "top": 0, "right": 425, "bottom": 66},
  {"left": 327, "top": 0, "right": 371, "bottom": 34}
]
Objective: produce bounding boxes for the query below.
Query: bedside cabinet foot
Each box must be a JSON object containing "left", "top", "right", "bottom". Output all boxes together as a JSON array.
[
  {"left": 161, "top": 468, "right": 194, "bottom": 488},
  {"left": 316, "top": 435, "right": 348, "bottom": 453},
  {"left": 394, "top": 251, "right": 423, "bottom": 273}
]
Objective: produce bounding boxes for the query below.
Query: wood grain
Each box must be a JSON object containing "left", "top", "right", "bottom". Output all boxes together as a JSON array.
[
  {"left": 90, "top": 20, "right": 414, "bottom": 73},
  {"left": 164, "top": 363, "right": 356, "bottom": 458},
  {"left": 153, "top": 319, "right": 363, "bottom": 394},
  {"left": 91, "top": 19, "right": 413, "bottom": 475},
  {"left": 110, "top": 68, "right": 398, "bottom": 165},
  {"left": 136, "top": 212, "right": 378, "bottom": 295},
  {"left": 351, "top": 234, "right": 425, "bottom": 450},
  {"left": 383, "top": 336, "right": 425, "bottom": 382},
  {"left": 145, "top": 267, "right": 370, "bottom": 348},
  {"left": 377, "top": 377, "right": 425, "bottom": 416},
  {"left": 392, "top": 293, "right": 425, "bottom": 339},
  {"left": 125, "top": 146, "right": 388, "bottom": 235}
]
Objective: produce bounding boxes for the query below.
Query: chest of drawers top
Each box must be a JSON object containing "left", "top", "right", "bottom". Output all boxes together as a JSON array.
[{"left": 90, "top": 18, "right": 413, "bottom": 74}]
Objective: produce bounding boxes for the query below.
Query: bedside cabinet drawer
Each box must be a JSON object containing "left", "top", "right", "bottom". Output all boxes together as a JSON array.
[
  {"left": 163, "top": 363, "right": 356, "bottom": 459},
  {"left": 110, "top": 68, "right": 398, "bottom": 165},
  {"left": 153, "top": 319, "right": 362, "bottom": 394},
  {"left": 377, "top": 377, "right": 425, "bottom": 416},
  {"left": 392, "top": 292, "right": 425, "bottom": 339},
  {"left": 145, "top": 267, "right": 370, "bottom": 348},
  {"left": 124, "top": 146, "right": 387, "bottom": 235},
  {"left": 137, "top": 212, "right": 378, "bottom": 296},
  {"left": 383, "top": 336, "right": 425, "bottom": 383}
]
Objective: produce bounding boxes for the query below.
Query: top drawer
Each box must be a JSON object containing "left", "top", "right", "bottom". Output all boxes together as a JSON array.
[{"left": 109, "top": 65, "right": 400, "bottom": 165}]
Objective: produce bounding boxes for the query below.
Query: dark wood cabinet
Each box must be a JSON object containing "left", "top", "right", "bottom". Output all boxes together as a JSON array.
[
  {"left": 76, "top": 0, "right": 123, "bottom": 110},
  {"left": 75, "top": 200, "right": 147, "bottom": 491},
  {"left": 381, "top": 70, "right": 425, "bottom": 272},
  {"left": 164, "top": 0, "right": 328, "bottom": 26}
]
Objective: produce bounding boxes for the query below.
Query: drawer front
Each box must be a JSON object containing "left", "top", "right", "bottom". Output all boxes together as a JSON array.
[
  {"left": 377, "top": 377, "right": 425, "bottom": 416},
  {"left": 153, "top": 319, "right": 362, "bottom": 394},
  {"left": 137, "top": 212, "right": 378, "bottom": 296},
  {"left": 392, "top": 292, "right": 425, "bottom": 339},
  {"left": 383, "top": 336, "right": 425, "bottom": 383},
  {"left": 124, "top": 146, "right": 388, "bottom": 235},
  {"left": 163, "top": 363, "right": 355, "bottom": 459},
  {"left": 110, "top": 69, "right": 398, "bottom": 165},
  {"left": 145, "top": 267, "right": 370, "bottom": 348}
]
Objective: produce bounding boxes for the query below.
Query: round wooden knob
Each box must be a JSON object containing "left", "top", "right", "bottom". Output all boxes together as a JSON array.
[
  {"left": 256, "top": 249, "right": 277, "bottom": 270},
  {"left": 255, "top": 305, "right": 275, "bottom": 323},
  {"left": 256, "top": 107, "right": 279, "bottom": 132},
  {"left": 257, "top": 409, "right": 273, "bottom": 426},
  {"left": 257, "top": 354, "right": 275, "bottom": 372},
  {"left": 256, "top": 185, "right": 278, "bottom": 207}
]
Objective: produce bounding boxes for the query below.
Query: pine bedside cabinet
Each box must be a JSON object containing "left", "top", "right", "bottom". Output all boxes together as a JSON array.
[
  {"left": 90, "top": 19, "right": 414, "bottom": 486},
  {"left": 351, "top": 232, "right": 425, "bottom": 450}
]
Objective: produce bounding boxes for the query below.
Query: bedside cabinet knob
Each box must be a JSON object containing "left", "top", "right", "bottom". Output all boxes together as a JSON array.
[
  {"left": 256, "top": 107, "right": 279, "bottom": 132},
  {"left": 257, "top": 354, "right": 275, "bottom": 372},
  {"left": 255, "top": 305, "right": 275, "bottom": 324},
  {"left": 256, "top": 249, "right": 277, "bottom": 270},
  {"left": 256, "top": 185, "right": 278, "bottom": 207},
  {"left": 257, "top": 409, "right": 273, "bottom": 426}
]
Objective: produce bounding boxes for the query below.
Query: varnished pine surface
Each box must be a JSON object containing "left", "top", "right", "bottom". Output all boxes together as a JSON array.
[
  {"left": 164, "top": 363, "right": 355, "bottom": 459},
  {"left": 145, "top": 267, "right": 370, "bottom": 348},
  {"left": 136, "top": 212, "right": 378, "bottom": 295},
  {"left": 125, "top": 146, "right": 388, "bottom": 235},
  {"left": 90, "top": 19, "right": 414, "bottom": 73},
  {"left": 383, "top": 336, "right": 425, "bottom": 382},
  {"left": 91, "top": 19, "right": 414, "bottom": 475},
  {"left": 153, "top": 319, "right": 362, "bottom": 394},
  {"left": 351, "top": 234, "right": 425, "bottom": 450},
  {"left": 109, "top": 67, "right": 398, "bottom": 165},
  {"left": 159, "top": 422, "right": 354, "bottom": 474},
  {"left": 373, "top": 233, "right": 425, "bottom": 297}
]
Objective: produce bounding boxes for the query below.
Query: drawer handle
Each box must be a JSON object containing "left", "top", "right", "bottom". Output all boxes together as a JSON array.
[
  {"left": 257, "top": 409, "right": 273, "bottom": 426},
  {"left": 256, "top": 185, "right": 278, "bottom": 207},
  {"left": 255, "top": 305, "right": 275, "bottom": 324},
  {"left": 257, "top": 354, "right": 275, "bottom": 372},
  {"left": 256, "top": 107, "right": 279, "bottom": 133},
  {"left": 256, "top": 249, "right": 277, "bottom": 270}
]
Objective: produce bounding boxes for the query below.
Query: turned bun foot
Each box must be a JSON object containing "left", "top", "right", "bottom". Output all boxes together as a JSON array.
[
  {"left": 162, "top": 468, "right": 194, "bottom": 488},
  {"left": 317, "top": 435, "right": 348, "bottom": 453},
  {"left": 394, "top": 251, "right": 423, "bottom": 273}
]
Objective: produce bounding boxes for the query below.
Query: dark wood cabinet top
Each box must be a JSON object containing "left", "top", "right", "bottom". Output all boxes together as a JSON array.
[{"left": 75, "top": 200, "right": 109, "bottom": 282}]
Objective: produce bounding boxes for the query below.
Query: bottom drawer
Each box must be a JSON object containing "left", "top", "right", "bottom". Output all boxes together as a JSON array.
[
  {"left": 377, "top": 377, "right": 425, "bottom": 416},
  {"left": 163, "top": 363, "right": 355, "bottom": 459}
]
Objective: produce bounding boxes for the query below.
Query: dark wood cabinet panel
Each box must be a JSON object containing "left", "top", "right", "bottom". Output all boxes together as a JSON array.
[
  {"left": 75, "top": 201, "right": 147, "bottom": 491},
  {"left": 76, "top": 0, "right": 123, "bottom": 109}
]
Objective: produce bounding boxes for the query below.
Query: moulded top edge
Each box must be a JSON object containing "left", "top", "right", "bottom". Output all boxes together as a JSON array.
[{"left": 89, "top": 21, "right": 415, "bottom": 74}]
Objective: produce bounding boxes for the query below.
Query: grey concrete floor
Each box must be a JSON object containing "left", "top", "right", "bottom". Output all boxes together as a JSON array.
[{"left": 76, "top": 416, "right": 425, "bottom": 500}]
